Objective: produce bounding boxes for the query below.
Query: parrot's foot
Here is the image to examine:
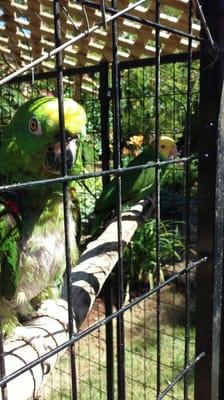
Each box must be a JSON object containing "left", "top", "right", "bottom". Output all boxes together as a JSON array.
[
  {"left": 139, "top": 195, "right": 156, "bottom": 223},
  {"left": 31, "top": 286, "right": 60, "bottom": 309},
  {"left": 17, "top": 304, "right": 39, "bottom": 322},
  {"left": 146, "top": 194, "right": 156, "bottom": 209}
]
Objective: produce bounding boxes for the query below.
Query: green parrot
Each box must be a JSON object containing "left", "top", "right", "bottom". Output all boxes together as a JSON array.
[
  {"left": 0, "top": 96, "right": 86, "bottom": 324},
  {"left": 91, "top": 136, "right": 178, "bottom": 235}
]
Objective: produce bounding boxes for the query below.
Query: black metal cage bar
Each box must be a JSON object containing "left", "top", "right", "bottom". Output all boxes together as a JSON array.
[
  {"left": 183, "top": 1, "right": 193, "bottom": 398},
  {"left": 111, "top": 0, "right": 126, "bottom": 398},
  {"left": 196, "top": 1, "right": 224, "bottom": 399},
  {"left": 53, "top": 1, "right": 78, "bottom": 399},
  {"left": 155, "top": 0, "right": 161, "bottom": 396}
]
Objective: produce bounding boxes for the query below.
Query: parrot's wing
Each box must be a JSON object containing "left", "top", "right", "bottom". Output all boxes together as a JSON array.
[
  {"left": 90, "top": 168, "right": 149, "bottom": 236},
  {"left": 96, "top": 148, "right": 156, "bottom": 212},
  {"left": 91, "top": 148, "right": 156, "bottom": 235},
  {"left": 91, "top": 179, "right": 119, "bottom": 235},
  {"left": 0, "top": 197, "right": 21, "bottom": 300},
  {"left": 120, "top": 147, "right": 169, "bottom": 201}
]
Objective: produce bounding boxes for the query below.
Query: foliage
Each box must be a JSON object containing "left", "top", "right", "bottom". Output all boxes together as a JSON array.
[
  {"left": 0, "top": 86, "right": 24, "bottom": 128},
  {"left": 160, "top": 160, "right": 198, "bottom": 219},
  {"left": 120, "top": 61, "right": 199, "bottom": 147},
  {"left": 124, "top": 219, "right": 184, "bottom": 289}
]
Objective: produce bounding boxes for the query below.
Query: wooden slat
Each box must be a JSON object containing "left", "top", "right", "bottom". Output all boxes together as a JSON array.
[{"left": 0, "top": 0, "right": 200, "bottom": 77}]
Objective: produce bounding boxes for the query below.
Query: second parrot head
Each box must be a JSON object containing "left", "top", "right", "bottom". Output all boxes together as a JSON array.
[
  {"left": 159, "top": 136, "right": 178, "bottom": 160},
  {"left": 150, "top": 135, "right": 178, "bottom": 160},
  {"left": 2, "top": 96, "right": 86, "bottom": 180}
]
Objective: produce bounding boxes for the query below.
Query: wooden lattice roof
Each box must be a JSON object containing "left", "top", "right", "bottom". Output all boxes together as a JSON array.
[{"left": 0, "top": 0, "right": 200, "bottom": 77}]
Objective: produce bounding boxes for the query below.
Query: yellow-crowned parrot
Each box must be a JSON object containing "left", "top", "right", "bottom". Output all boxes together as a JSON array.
[
  {"left": 91, "top": 136, "right": 178, "bottom": 235},
  {"left": 0, "top": 96, "right": 86, "bottom": 328}
]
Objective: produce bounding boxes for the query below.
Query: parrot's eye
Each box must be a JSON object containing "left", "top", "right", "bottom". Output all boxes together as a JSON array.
[
  {"left": 161, "top": 144, "right": 165, "bottom": 149},
  {"left": 28, "top": 117, "right": 43, "bottom": 135}
]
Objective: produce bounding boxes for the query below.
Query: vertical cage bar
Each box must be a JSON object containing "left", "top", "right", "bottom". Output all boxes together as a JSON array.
[
  {"left": 183, "top": 0, "right": 193, "bottom": 398},
  {"left": 104, "top": 278, "right": 115, "bottom": 400},
  {"left": 0, "top": 323, "right": 7, "bottom": 400},
  {"left": 99, "top": 62, "right": 114, "bottom": 400},
  {"left": 211, "top": 82, "right": 224, "bottom": 400},
  {"left": 171, "top": 62, "right": 176, "bottom": 400},
  {"left": 111, "top": 0, "right": 125, "bottom": 399},
  {"left": 99, "top": 62, "right": 110, "bottom": 187},
  {"left": 195, "top": 0, "right": 223, "bottom": 399},
  {"left": 155, "top": 0, "right": 161, "bottom": 396},
  {"left": 212, "top": 2, "right": 224, "bottom": 398},
  {"left": 216, "top": 5, "right": 224, "bottom": 397},
  {"left": 53, "top": 2, "right": 78, "bottom": 399}
]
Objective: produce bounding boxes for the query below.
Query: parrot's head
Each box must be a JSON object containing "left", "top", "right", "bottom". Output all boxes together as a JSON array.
[
  {"left": 152, "top": 136, "right": 178, "bottom": 160},
  {"left": 1, "top": 96, "right": 86, "bottom": 181}
]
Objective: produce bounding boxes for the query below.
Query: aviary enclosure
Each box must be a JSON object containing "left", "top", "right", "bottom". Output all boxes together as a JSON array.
[{"left": 0, "top": 0, "right": 223, "bottom": 399}]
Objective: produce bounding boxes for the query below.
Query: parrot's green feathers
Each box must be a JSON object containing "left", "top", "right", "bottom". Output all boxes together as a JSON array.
[
  {"left": 0, "top": 96, "right": 85, "bottom": 333},
  {"left": 0, "top": 202, "right": 20, "bottom": 300},
  {"left": 91, "top": 136, "right": 177, "bottom": 235}
]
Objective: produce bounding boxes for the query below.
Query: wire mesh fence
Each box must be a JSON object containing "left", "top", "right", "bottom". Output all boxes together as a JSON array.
[{"left": 0, "top": 0, "right": 223, "bottom": 399}]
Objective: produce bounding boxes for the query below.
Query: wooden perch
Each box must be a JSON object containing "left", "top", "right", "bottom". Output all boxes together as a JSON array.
[
  {"left": 0, "top": 197, "right": 154, "bottom": 400},
  {"left": 0, "top": 299, "right": 71, "bottom": 400},
  {"left": 68, "top": 197, "right": 155, "bottom": 328}
]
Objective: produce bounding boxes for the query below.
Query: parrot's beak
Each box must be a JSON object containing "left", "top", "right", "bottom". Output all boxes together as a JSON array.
[
  {"left": 168, "top": 145, "right": 178, "bottom": 160},
  {"left": 44, "top": 136, "right": 79, "bottom": 175}
]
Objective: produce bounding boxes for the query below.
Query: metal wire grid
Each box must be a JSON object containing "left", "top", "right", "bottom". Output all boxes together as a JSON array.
[
  {"left": 119, "top": 55, "right": 199, "bottom": 400},
  {"left": 0, "top": 0, "right": 210, "bottom": 399}
]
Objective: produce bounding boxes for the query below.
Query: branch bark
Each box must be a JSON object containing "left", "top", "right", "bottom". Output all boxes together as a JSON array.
[{"left": 0, "top": 198, "right": 154, "bottom": 400}]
